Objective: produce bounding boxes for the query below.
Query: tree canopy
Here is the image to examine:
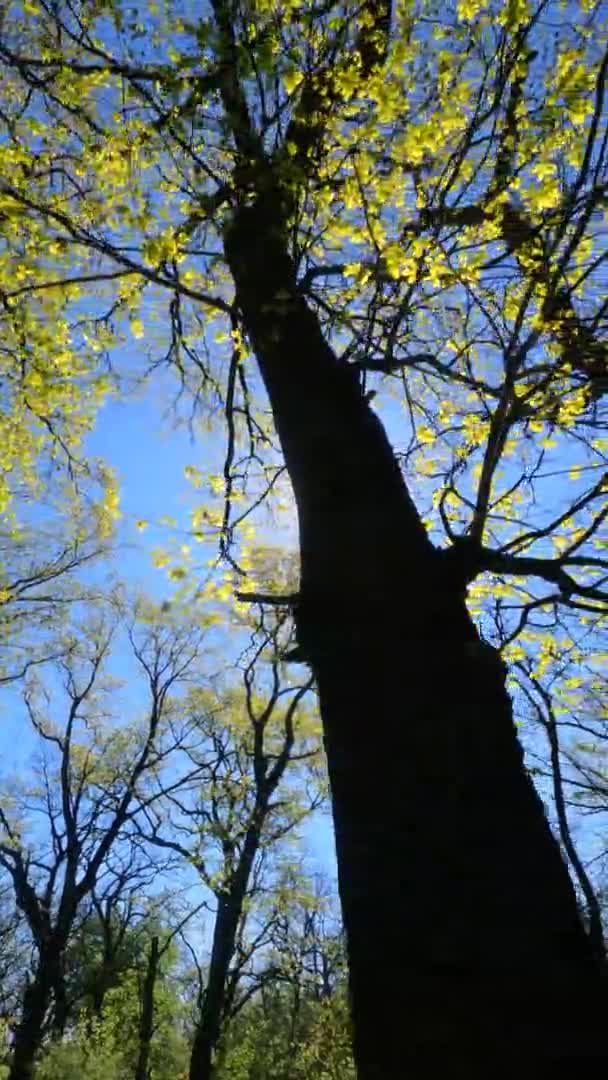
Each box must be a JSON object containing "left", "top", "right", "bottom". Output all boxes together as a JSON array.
[
  {"left": 0, "top": 0, "right": 606, "bottom": 636},
  {"left": 0, "top": 0, "right": 607, "bottom": 1074}
]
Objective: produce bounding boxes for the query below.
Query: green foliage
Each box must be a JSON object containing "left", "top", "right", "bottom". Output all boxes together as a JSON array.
[
  {"left": 36, "top": 1018, "right": 129, "bottom": 1080},
  {"left": 291, "top": 995, "right": 355, "bottom": 1080},
  {"left": 36, "top": 961, "right": 189, "bottom": 1080},
  {"left": 0, "top": 1017, "right": 10, "bottom": 1080},
  {"left": 217, "top": 989, "right": 354, "bottom": 1080},
  {"left": 0, "top": 0, "right": 605, "bottom": 703},
  {"left": 63, "top": 914, "right": 146, "bottom": 1017},
  {"left": 31, "top": 976, "right": 353, "bottom": 1080}
]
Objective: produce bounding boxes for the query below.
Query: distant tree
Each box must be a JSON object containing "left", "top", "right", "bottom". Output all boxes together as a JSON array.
[
  {"left": 217, "top": 872, "right": 352, "bottom": 1080},
  {"left": 137, "top": 603, "right": 323, "bottom": 1080},
  {"left": 0, "top": 879, "right": 26, "bottom": 1026},
  {"left": 35, "top": 926, "right": 190, "bottom": 1080},
  {"left": 0, "top": 599, "right": 210, "bottom": 1080},
  {"left": 61, "top": 845, "right": 167, "bottom": 1023},
  {"left": 514, "top": 661, "right": 607, "bottom": 953},
  {"left": 0, "top": 514, "right": 109, "bottom": 688}
]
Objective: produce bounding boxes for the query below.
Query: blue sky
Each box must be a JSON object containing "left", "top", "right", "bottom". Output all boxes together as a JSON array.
[
  {"left": 1, "top": 0, "right": 605, "bottom": 934},
  {"left": 0, "top": 359, "right": 338, "bottom": 885},
  {"left": 1, "top": 336, "right": 602, "bottom": 882},
  {"left": 94, "top": 381, "right": 338, "bottom": 876},
  {"left": 87, "top": 376, "right": 207, "bottom": 592}
]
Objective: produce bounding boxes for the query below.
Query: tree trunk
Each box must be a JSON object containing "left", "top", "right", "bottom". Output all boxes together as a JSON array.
[
  {"left": 91, "top": 966, "right": 109, "bottom": 1016},
  {"left": 223, "top": 201, "right": 607, "bottom": 1074},
  {"left": 134, "top": 935, "right": 159, "bottom": 1080},
  {"left": 9, "top": 960, "right": 53, "bottom": 1080},
  {"left": 90, "top": 936, "right": 116, "bottom": 1018},
  {"left": 189, "top": 825, "right": 262, "bottom": 1080},
  {"left": 188, "top": 894, "right": 242, "bottom": 1080},
  {"left": 50, "top": 961, "right": 68, "bottom": 1038}
]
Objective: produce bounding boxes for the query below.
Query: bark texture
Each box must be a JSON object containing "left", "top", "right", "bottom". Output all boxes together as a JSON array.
[
  {"left": 188, "top": 892, "right": 237, "bottom": 1080},
  {"left": 188, "top": 817, "right": 266, "bottom": 1080},
  {"left": 8, "top": 950, "right": 57, "bottom": 1080},
  {"left": 134, "top": 935, "right": 159, "bottom": 1080},
  {"left": 223, "top": 198, "right": 607, "bottom": 1075}
]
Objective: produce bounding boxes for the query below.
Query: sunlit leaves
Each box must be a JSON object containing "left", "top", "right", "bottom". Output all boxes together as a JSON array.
[{"left": 0, "top": 0, "right": 605, "bottom": 713}]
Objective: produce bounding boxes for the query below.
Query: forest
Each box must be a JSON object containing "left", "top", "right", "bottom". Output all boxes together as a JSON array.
[{"left": 0, "top": 0, "right": 606, "bottom": 1077}]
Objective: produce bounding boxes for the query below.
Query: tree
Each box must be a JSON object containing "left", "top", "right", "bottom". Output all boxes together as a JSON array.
[
  {"left": 133, "top": 933, "right": 160, "bottom": 1080},
  {"left": 61, "top": 846, "right": 167, "bottom": 1022},
  {"left": 216, "top": 871, "right": 353, "bottom": 1080},
  {"left": 35, "top": 922, "right": 190, "bottom": 1080},
  {"left": 137, "top": 604, "right": 323, "bottom": 1080},
  {"left": 0, "top": 516, "right": 108, "bottom": 687},
  {"left": 1, "top": 0, "right": 607, "bottom": 1071},
  {"left": 514, "top": 660, "right": 607, "bottom": 954},
  {"left": 0, "top": 598, "right": 210, "bottom": 1080},
  {"left": 0, "top": 878, "right": 26, "bottom": 1027}
]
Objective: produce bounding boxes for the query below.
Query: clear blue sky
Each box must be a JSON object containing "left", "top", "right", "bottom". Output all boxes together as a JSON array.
[
  {"left": 0, "top": 360, "right": 338, "bottom": 882},
  {"left": 89, "top": 379, "right": 338, "bottom": 876}
]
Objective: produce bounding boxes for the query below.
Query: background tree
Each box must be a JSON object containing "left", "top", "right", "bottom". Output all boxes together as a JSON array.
[
  {"left": 136, "top": 602, "right": 323, "bottom": 1080},
  {"left": 0, "top": 0, "right": 606, "bottom": 1072},
  {"left": 61, "top": 846, "right": 169, "bottom": 1022},
  {"left": 0, "top": 878, "right": 27, "bottom": 1030},
  {"left": 514, "top": 660, "right": 607, "bottom": 954},
  {"left": 0, "top": 505, "right": 113, "bottom": 688},
  {"left": 216, "top": 871, "right": 352, "bottom": 1080},
  {"left": 34, "top": 920, "right": 190, "bottom": 1080},
  {"left": 0, "top": 598, "right": 210, "bottom": 1080}
]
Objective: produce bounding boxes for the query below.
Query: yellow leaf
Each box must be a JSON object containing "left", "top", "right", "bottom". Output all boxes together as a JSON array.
[
  {"left": 417, "top": 426, "right": 435, "bottom": 445},
  {"left": 284, "top": 69, "right": 303, "bottom": 94},
  {"left": 168, "top": 566, "right": 187, "bottom": 581},
  {"left": 531, "top": 160, "right": 556, "bottom": 182}
]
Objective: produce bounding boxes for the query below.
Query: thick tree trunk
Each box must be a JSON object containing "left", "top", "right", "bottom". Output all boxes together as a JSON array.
[
  {"left": 189, "top": 825, "right": 262, "bottom": 1080},
  {"left": 134, "top": 935, "right": 159, "bottom": 1080},
  {"left": 9, "top": 960, "right": 53, "bottom": 1080},
  {"left": 223, "top": 201, "right": 607, "bottom": 1074},
  {"left": 318, "top": 647, "right": 606, "bottom": 1073}
]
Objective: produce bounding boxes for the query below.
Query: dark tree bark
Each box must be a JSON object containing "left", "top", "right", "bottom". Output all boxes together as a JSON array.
[
  {"left": 90, "top": 938, "right": 115, "bottom": 1017},
  {"left": 188, "top": 895, "right": 237, "bottom": 1080},
  {"left": 2, "top": 622, "right": 185, "bottom": 1080},
  {"left": 185, "top": 637, "right": 310, "bottom": 1080},
  {"left": 188, "top": 822, "right": 263, "bottom": 1080},
  {"left": 134, "top": 935, "right": 159, "bottom": 1080},
  {"left": 49, "top": 963, "right": 68, "bottom": 1039},
  {"left": 222, "top": 199, "right": 607, "bottom": 1075},
  {"left": 9, "top": 947, "right": 59, "bottom": 1080}
]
